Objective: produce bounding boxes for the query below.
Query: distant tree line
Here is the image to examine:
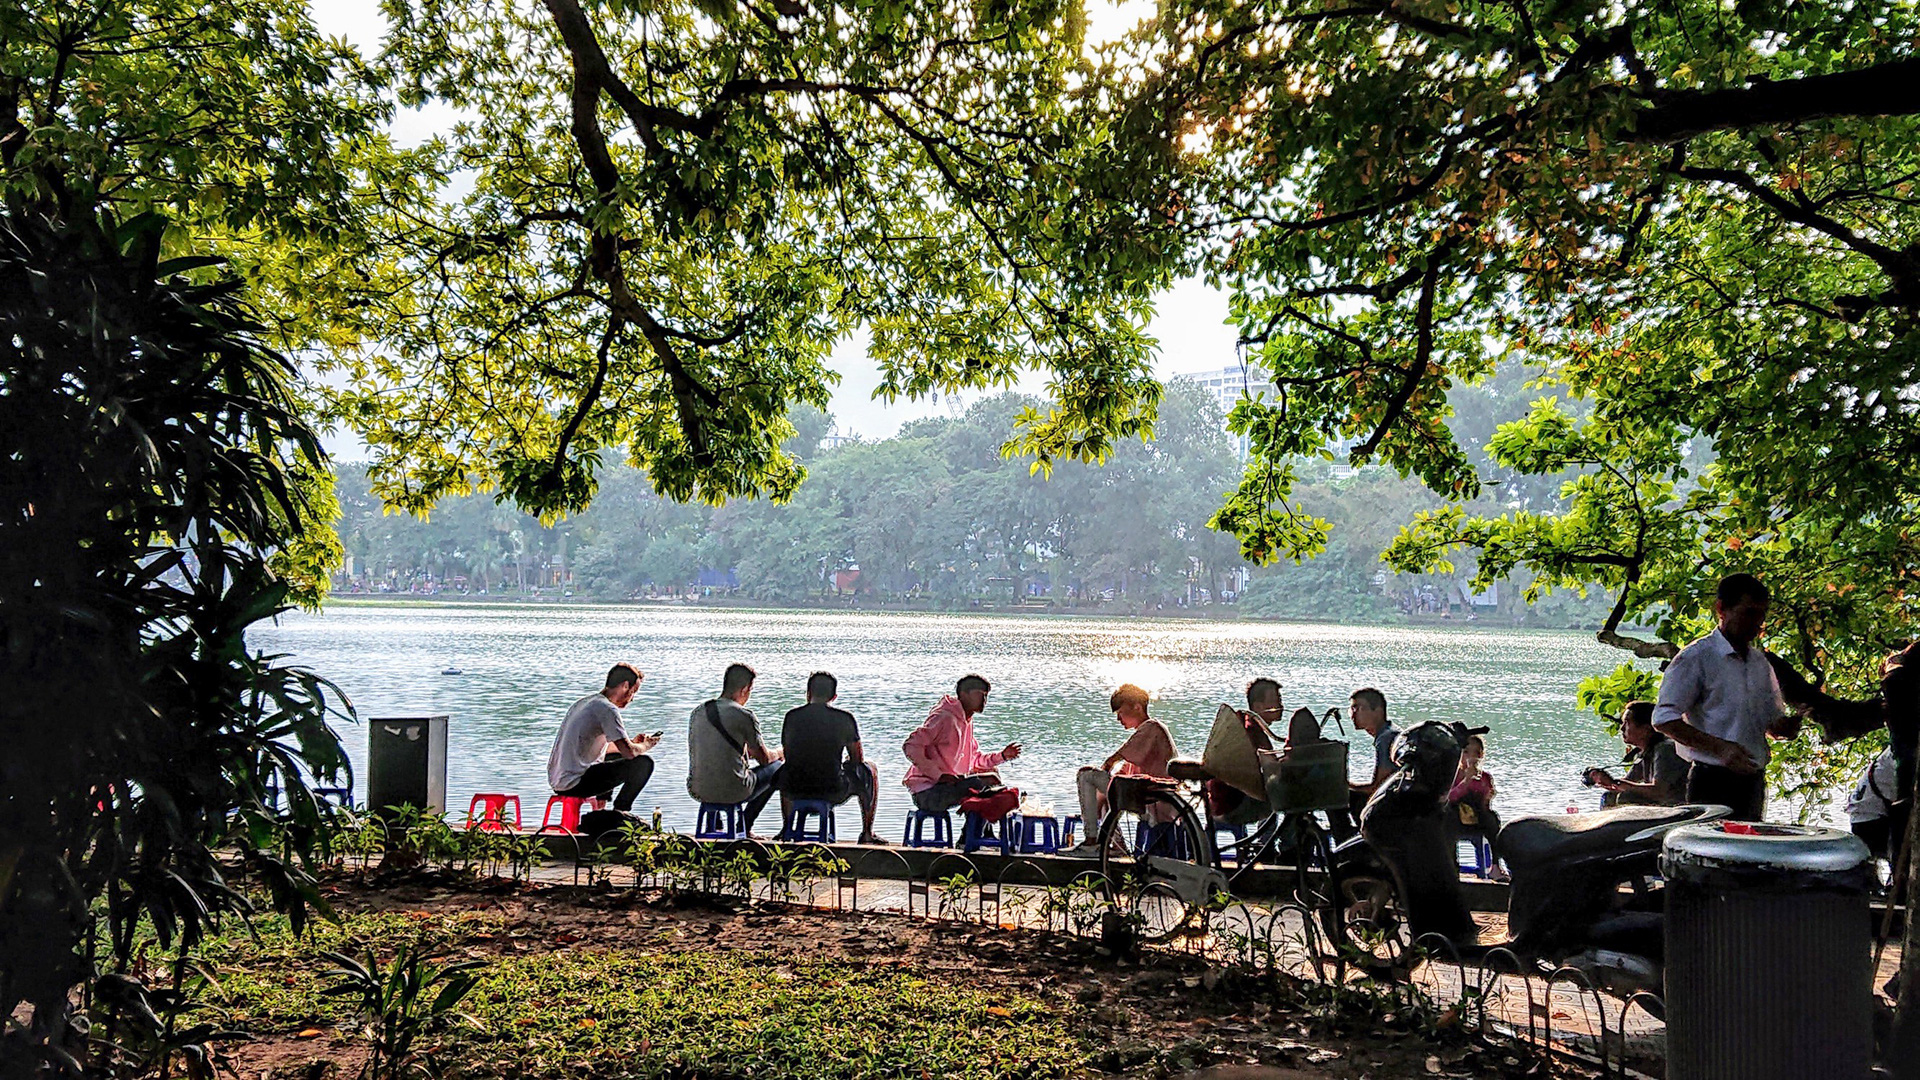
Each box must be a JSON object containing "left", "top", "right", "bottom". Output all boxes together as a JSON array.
[{"left": 335, "top": 371, "right": 1618, "bottom": 627}]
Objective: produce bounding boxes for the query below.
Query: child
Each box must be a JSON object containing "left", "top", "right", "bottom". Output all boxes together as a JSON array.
[
  {"left": 1447, "top": 733, "right": 1501, "bottom": 841},
  {"left": 1069, "top": 684, "right": 1177, "bottom": 854}
]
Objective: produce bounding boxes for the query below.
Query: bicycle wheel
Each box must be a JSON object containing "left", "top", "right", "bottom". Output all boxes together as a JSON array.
[
  {"left": 1218, "top": 814, "right": 1283, "bottom": 890},
  {"left": 1097, "top": 791, "right": 1219, "bottom": 943},
  {"left": 1281, "top": 814, "right": 1348, "bottom": 956}
]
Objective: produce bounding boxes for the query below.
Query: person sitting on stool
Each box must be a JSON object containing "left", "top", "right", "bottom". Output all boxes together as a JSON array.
[
  {"left": 547, "top": 662, "right": 659, "bottom": 812},
  {"left": 1069, "top": 683, "right": 1177, "bottom": 856},
  {"left": 902, "top": 674, "right": 1020, "bottom": 812},
  {"left": 1588, "top": 701, "right": 1687, "bottom": 807},
  {"left": 779, "top": 671, "right": 886, "bottom": 845},
  {"left": 688, "top": 663, "right": 783, "bottom": 838}
]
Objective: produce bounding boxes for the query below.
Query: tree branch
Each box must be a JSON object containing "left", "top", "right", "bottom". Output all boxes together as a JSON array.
[
  {"left": 1352, "top": 250, "right": 1445, "bottom": 460},
  {"left": 1632, "top": 58, "right": 1920, "bottom": 142}
]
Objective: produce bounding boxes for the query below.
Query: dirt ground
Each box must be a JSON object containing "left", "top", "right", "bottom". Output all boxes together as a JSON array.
[{"left": 223, "top": 874, "right": 1585, "bottom": 1080}]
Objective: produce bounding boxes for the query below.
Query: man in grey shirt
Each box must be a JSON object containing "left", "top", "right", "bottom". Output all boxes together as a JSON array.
[
  {"left": 547, "top": 663, "right": 659, "bottom": 810},
  {"left": 687, "top": 663, "right": 783, "bottom": 835},
  {"left": 1591, "top": 701, "right": 1687, "bottom": 807}
]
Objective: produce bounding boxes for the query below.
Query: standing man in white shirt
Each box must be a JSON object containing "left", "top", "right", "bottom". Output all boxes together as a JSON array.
[
  {"left": 1652, "top": 574, "right": 1788, "bottom": 821},
  {"left": 548, "top": 662, "right": 660, "bottom": 811}
]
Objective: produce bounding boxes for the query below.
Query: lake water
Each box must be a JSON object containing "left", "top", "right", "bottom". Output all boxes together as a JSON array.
[{"left": 254, "top": 602, "right": 1638, "bottom": 832}]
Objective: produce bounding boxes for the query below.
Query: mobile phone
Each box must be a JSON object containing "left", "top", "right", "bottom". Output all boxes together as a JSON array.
[{"left": 649, "top": 730, "right": 665, "bottom": 740}]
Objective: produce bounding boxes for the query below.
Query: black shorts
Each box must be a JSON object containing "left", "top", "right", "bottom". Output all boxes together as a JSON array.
[{"left": 785, "top": 760, "right": 874, "bottom": 806}]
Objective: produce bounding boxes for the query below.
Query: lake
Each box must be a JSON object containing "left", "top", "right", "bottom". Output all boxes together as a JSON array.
[{"left": 253, "top": 601, "right": 1639, "bottom": 832}]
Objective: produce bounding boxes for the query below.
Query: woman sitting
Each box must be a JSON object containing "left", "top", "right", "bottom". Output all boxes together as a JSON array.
[{"left": 1446, "top": 733, "right": 1501, "bottom": 843}]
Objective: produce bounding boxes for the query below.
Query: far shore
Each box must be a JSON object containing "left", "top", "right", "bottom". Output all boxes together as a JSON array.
[{"left": 320, "top": 590, "right": 1617, "bottom": 635}]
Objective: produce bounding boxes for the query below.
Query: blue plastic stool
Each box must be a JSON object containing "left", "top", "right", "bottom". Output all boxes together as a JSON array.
[
  {"left": 1212, "top": 821, "right": 1249, "bottom": 863},
  {"left": 1063, "top": 814, "right": 1083, "bottom": 847},
  {"left": 695, "top": 802, "right": 747, "bottom": 840},
  {"left": 1135, "top": 820, "right": 1191, "bottom": 860},
  {"left": 783, "top": 799, "right": 837, "bottom": 843},
  {"left": 1016, "top": 815, "right": 1061, "bottom": 855},
  {"left": 903, "top": 809, "right": 953, "bottom": 848},
  {"left": 1457, "top": 835, "right": 1496, "bottom": 878},
  {"left": 962, "top": 811, "right": 1018, "bottom": 854}
]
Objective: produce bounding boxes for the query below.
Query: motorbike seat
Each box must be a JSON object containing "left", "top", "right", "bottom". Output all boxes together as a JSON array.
[{"left": 1496, "top": 804, "right": 1727, "bottom": 872}]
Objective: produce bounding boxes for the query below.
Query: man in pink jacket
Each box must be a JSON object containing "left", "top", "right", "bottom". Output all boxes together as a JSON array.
[{"left": 902, "top": 674, "right": 1023, "bottom": 812}]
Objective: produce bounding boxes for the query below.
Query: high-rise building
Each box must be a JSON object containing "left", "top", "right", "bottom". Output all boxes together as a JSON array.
[
  {"left": 1171, "top": 362, "right": 1271, "bottom": 420},
  {"left": 1169, "top": 361, "right": 1357, "bottom": 471}
]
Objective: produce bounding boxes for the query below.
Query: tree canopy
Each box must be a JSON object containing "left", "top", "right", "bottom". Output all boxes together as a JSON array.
[
  {"left": 1116, "top": 0, "right": 1920, "bottom": 703},
  {"left": 335, "top": 0, "right": 1176, "bottom": 520}
]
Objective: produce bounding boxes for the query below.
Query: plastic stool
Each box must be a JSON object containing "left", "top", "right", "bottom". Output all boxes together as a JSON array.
[
  {"left": 314, "top": 786, "right": 354, "bottom": 808},
  {"left": 537, "top": 794, "right": 602, "bottom": 835},
  {"left": 1016, "top": 815, "right": 1061, "bottom": 855},
  {"left": 1063, "top": 814, "right": 1083, "bottom": 847},
  {"left": 1213, "top": 821, "right": 1249, "bottom": 863},
  {"left": 1135, "top": 820, "right": 1191, "bottom": 860},
  {"left": 695, "top": 802, "right": 747, "bottom": 840},
  {"left": 1457, "top": 836, "right": 1496, "bottom": 878},
  {"left": 903, "top": 809, "right": 953, "bottom": 848},
  {"left": 962, "top": 811, "right": 1019, "bottom": 854},
  {"left": 782, "top": 799, "right": 837, "bottom": 842},
  {"left": 464, "top": 793, "right": 522, "bottom": 832}
]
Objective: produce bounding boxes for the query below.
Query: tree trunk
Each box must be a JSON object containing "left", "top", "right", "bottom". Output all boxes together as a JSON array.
[{"left": 1892, "top": 763, "right": 1920, "bottom": 1075}]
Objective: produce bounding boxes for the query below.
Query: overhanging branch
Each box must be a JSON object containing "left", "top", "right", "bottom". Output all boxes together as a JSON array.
[{"left": 1632, "top": 58, "right": 1920, "bottom": 142}]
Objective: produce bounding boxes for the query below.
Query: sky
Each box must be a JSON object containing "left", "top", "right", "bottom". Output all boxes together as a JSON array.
[{"left": 307, "top": 0, "right": 1243, "bottom": 445}]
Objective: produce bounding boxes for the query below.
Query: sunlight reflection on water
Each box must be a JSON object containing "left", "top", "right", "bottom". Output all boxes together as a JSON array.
[{"left": 255, "top": 602, "right": 1638, "bottom": 830}]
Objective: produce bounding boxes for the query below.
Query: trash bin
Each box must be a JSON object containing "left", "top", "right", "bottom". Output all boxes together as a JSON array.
[
  {"left": 367, "top": 715, "right": 449, "bottom": 816},
  {"left": 1661, "top": 821, "right": 1874, "bottom": 1080}
]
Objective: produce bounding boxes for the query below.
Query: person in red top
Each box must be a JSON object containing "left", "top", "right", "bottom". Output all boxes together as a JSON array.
[
  {"left": 1446, "top": 733, "right": 1500, "bottom": 842},
  {"left": 901, "top": 674, "right": 1022, "bottom": 812},
  {"left": 1070, "top": 684, "right": 1178, "bottom": 854}
]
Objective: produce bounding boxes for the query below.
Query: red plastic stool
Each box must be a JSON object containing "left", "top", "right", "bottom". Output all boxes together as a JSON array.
[
  {"left": 464, "top": 793, "right": 522, "bottom": 833},
  {"left": 537, "top": 794, "right": 603, "bottom": 834}
]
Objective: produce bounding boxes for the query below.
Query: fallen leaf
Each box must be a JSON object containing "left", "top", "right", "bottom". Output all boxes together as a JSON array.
[
  {"left": 1426, "top": 1055, "right": 1443, "bottom": 1074},
  {"left": 295, "top": 1029, "right": 323, "bottom": 1040},
  {"left": 986, "top": 1007, "right": 1012, "bottom": 1018}
]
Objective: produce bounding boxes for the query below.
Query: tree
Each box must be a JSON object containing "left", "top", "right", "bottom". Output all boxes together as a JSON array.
[
  {"left": 1120, "top": 0, "right": 1919, "bottom": 693},
  {"left": 1116, "top": 0, "right": 1920, "bottom": 1048},
  {"left": 0, "top": 4, "right": 390, "bottom": 1067},
  {"left": 338, "top": 0, "right": 1174, "bottom": 521},
  {"left": 0, "top": 207, "right": 349, "bottom": 1073}
]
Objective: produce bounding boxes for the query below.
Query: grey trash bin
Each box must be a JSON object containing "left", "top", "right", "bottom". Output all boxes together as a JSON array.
[
  {"left": 1662, "top": 821, "right": 1874, "bottom": 1080},
  {"left": 367, "top": 715, "right": 449, "bottom": 816}
]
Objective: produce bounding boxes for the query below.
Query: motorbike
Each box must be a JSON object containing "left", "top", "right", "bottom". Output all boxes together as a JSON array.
[
  {"left": 1493, "top": 800, "right": 1728, "bottom": 996},
  {"left": 1336, "top": 718, "right": 1729, "bottom": 997}
]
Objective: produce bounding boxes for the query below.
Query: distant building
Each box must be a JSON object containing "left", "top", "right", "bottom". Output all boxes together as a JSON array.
[
  {"left": 1172, "top": 362, "right": 1270, "bottom": 421},
  {"left": 1170, "top": 361, "right": 1357, "bottom": 473}
]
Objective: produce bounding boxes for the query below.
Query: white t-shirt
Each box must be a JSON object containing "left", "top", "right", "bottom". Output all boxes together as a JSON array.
[
  {"left": 1848, "top": 750, "right": 1898, "bottom": 825},
  {"left": 1651, "top": 629, "right": 1785, "bottom": 768},
  {"left": 548, "top": 692, "right": 628, "bottom": 792}
]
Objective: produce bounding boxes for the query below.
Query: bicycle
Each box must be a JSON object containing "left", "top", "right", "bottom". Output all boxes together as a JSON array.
[{"left": 1093, "top": 706, "right": 1358, "bottom": 953}]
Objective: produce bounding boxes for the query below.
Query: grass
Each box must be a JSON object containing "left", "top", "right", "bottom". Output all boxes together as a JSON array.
[{"left": 191, "top": 910, "right": 1091, "bottom": 1079}]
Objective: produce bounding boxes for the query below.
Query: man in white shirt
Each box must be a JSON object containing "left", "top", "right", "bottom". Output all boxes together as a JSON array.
[
  {"left": 1652, "top": 574, "right": 1787, "bottom": 821},
  {"left": 548, "top": 663, "right": 660, "bottom": 810}
]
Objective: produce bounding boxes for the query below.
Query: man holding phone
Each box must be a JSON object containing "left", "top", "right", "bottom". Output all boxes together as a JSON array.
[{"left": 548, "top": 662, "right": 660, "bottom": 811}]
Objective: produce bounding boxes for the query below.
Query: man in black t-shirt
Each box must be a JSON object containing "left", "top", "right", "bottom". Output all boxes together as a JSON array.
[{"left": 779, "top": 671, "right": 886, "bottom": 845}]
